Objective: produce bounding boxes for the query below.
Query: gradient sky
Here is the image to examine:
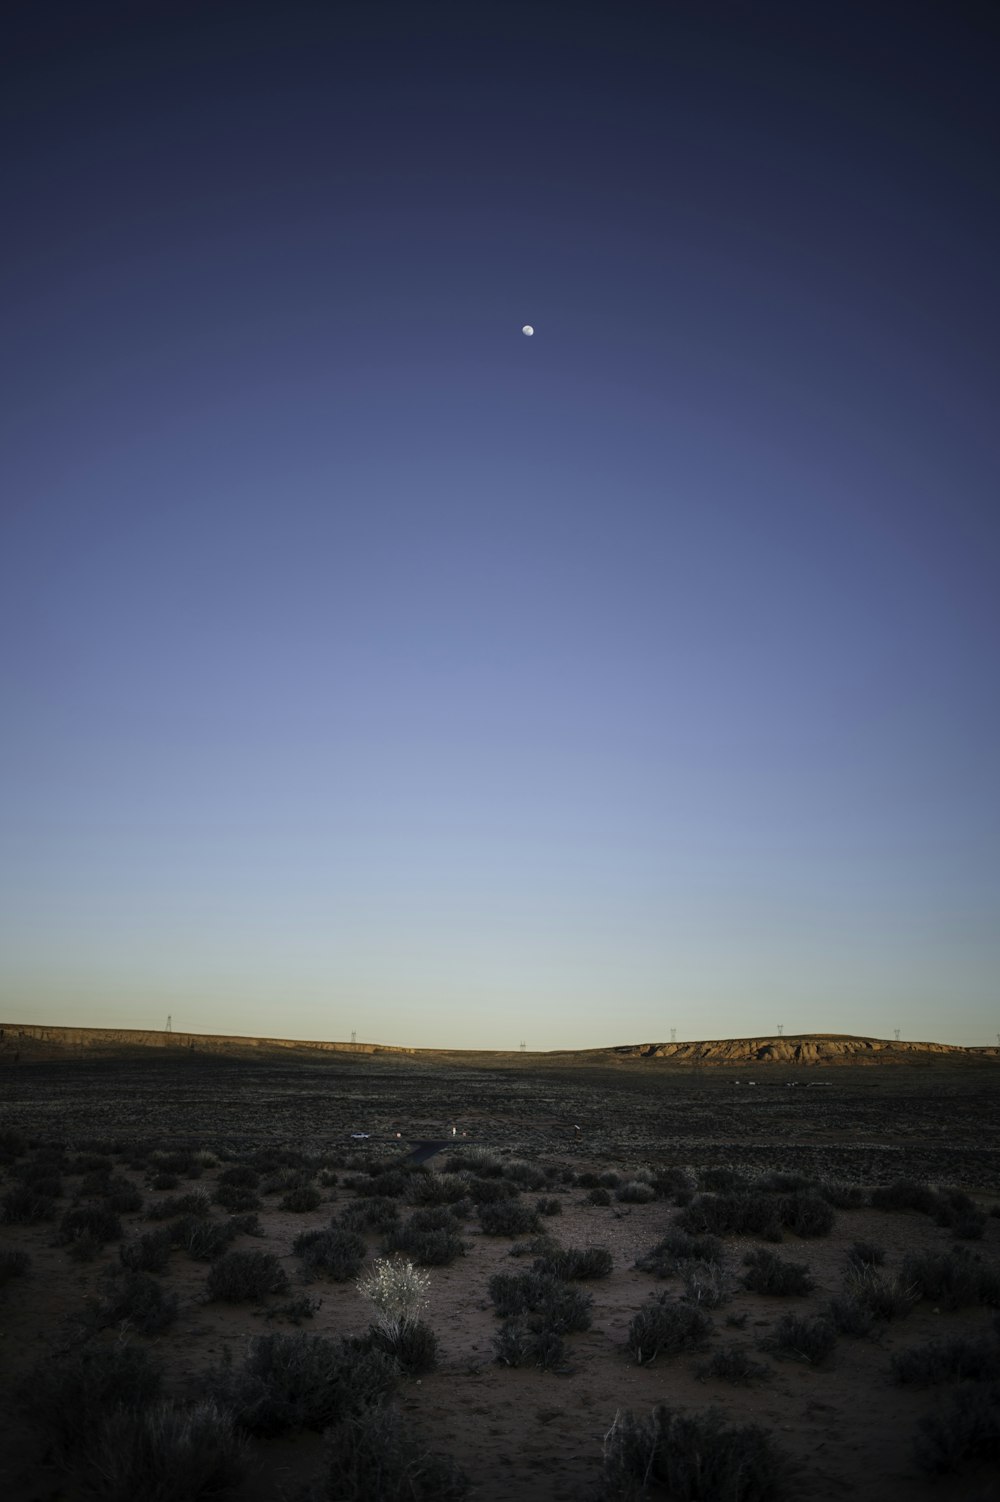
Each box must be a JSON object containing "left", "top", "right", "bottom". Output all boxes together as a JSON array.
[{"left": 2, "top": 1, "right": 998, "bottom": 1050}]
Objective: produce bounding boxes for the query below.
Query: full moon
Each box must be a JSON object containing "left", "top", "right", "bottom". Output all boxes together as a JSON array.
[{"left": 522, "top": 324, "right": 534, "bottom": 336}]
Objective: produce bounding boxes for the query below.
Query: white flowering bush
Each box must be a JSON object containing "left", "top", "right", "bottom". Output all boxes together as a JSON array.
[
  {"left": 356, "top": 1257, "right": 430, "bottom": 1339},
  {"left": 356, "top": 1257, "right": 439, "bottom": 1374}
]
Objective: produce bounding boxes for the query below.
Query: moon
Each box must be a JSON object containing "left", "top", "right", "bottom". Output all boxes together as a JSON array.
[{"left": 522, "top": 324, "right": 534, "bottom": 336}]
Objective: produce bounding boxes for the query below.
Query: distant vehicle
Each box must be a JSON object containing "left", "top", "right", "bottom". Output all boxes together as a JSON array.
[{"left": 350, "top": 1132, "right": 370, "bottom": 1139}]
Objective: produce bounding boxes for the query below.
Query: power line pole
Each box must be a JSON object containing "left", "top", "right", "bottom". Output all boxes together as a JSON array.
[
  {"left": 165, "top": 1015, "right": 172, "bottom": 1033},
  {"left": 894, "top": 1028, "right": 900, "bottom": 1042},
  {"left": 777, "top": 1023, "right": 784, "bottom": 1037},
  {"left": 350, "top": 1031, "right": 356, "bottom": 1045},
  {"left": 670, "top": 1027, "right": 676, "bottom": 1043},
  {"left": 520, "top": 1040, "right": 526, "bottom": 1051}
]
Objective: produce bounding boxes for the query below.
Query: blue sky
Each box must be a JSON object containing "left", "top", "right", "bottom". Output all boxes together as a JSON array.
[{"left": 2, "top": 1, "right": 998, "bottom": 1049}]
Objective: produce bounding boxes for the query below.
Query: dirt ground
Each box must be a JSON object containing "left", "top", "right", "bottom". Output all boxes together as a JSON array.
[{"left": 1, "top": 1050, "right": 998, "bottom": 1500}]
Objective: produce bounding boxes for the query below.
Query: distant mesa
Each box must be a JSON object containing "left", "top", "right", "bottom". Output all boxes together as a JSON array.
[{"left": 0, "top": 1023, "right": 997, "bottom": 1068}]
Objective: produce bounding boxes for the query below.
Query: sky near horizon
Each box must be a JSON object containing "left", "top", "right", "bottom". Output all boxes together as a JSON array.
[{"left": 2, "top": 1, "right": 998, "bottom": 1051}]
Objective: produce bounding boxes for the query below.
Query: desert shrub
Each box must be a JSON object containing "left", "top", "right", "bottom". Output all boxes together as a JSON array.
[
  {"left": 23, "top": 1339, "right": 163, "bottom": 1460},
  {"left": 598, "top": 1171, "right": 621, "bottom": 1189},
  {"left": 762, "top": 1313, "right": 836, "bottom": 1365},
  {"left": 678, "top": 1193, "right": 782, "bottom": 1241},
  {"left": 2, "top": 1183, "right": 56, "bottom": 1224},
  {"left": 97, "top": 1271, "right": 178, "bottom": 1334},
  {"left": 651, "top": 1167, "right": 697, "bottom": 1201},
  {"left": 213, "top": 1184, "right": 262, "bottom": 1213},
  {"left": 536, "top": 1196, "right": 562, "bottom": 1216},
  {"left": 699, "top": 1167, "right": 746, "bottom": 1192},
  {"left": 615, "top": 1180, "right": 657, "bottom": 1204},
  {"left": 587, "top": 1187, "right": 612, "bottom": 1206},
  {"left": 777, "top": 1191, "right": 835, "bottom": 1238},
  {"left": 407, "top": 1205, "right": 464, "bottom": 1232},
  {"left": 72, "top": 1152, "right": 114, "bottom": 1175},
  {"left": 261, "top": 1166, "right": 314, "bottom": 1195},
  {"left": 846, "top": 1239, "right": 886, "bottom": 1270},
  {"left": 901, "top": 1247, "right": 997, "bottom": 1310},
  {"left": 932, "top": 1189, "right": 988, "bottom": 1240},
  {"left": 150, "top": 1173, "right": 180, "bottom": 1191},
  {"left": 443, "top": 1147, "right": 503, "bottom": 1177},
  {"left": 843, "top": 1264, "right": 917, "bottom": 1321},
  {"left": 206, "top": 1249, "right": 289, "bottom": 1302},
  {"left": 294, "top": 1226, "right": 367, "bottom": 1281},
  {"left": 267, "top": 1294, "right": 322, "bottom": 1324},
  {"left": 478, "top": 1198, "right": 541, "bottom": 1236},
  {"left": 227, "top": 1211, "right": 264, "bottom": 1237},
  {"left": 305, "top": 1400, "right": 468, "bottom": 1501},
  {"left": 626, "top": 1294, "right": 713, "bottom": 1365},
  {"left": 488, "top": 1268, "right": 593, "bottom": 1332},
  {"left": 493, "top": 1318, "right": 567, "bottom": 1370},
  {"left": 84, "top": 1398, "right": 245, "bottom": 1502},
  {"left": 59, "top": 1205, "right": 123, "bottom": 1245},
  {"left": 816, "top": 1180, "right": 866, "bottom": 1208},
  {"left": 147, "top": 1192, "right": 211, "bottom": 1221},
  {"left": 426, "top": 1171, "right": 495, "bottom": 1207},
  {"left": 119, "top": 1228, "right": 174, "bottom": 1274},
  {"left": 760, "top": 1172, "right": 815, "bottom": 1194},
  {"left": 913, "top": 1381, "right": 1000, "bottom": 1473},
  {"left": 599, "top": 1403, "right": 792, "bottom": 1501},
  {"left": 742, "top": 1249, "right": 814, "bottom": 1297},
  {"left": 504, "top": 1160, "right": 547, "bottom": 1191},
  {"left": 383, "top": 1221, "right": 465, "bottom": 1266},
  {"left": 78, "top": 1169, "right": 112, "bottom": 1196},
  {"left": 870, "top": 1178, "right": 940, "bottom": 1215},
  {"left": 535, "top": 1245, "right": 613, "bottom": 1281},
  {"left": 508, "top": 1233, "right": 563, "bottom": 1260},
  {"left": 892, "top": 1335, "right": 1000, "bottom": 1386},
  {"left": 577, "top": 1172, "right": 601, "bottom": 1189},
  {"left": 211, "top": 1331, "right": 397, "bottom": 1435},
  {"left": 280, "top": 1184, "right": 322, "bottom": 1213},
  {"left": 682, "top": 1259, "right": 734, "bottom": 1308},
  {"left": 363, "top": 1317, "right": 439, "bottom": 1375},
  {"left": 149, "top": 1151, "right": 198, "bottom": 1176},
  {"left": 358, "top": 1256, "right": 430, "bottom": 1330},
  {"left": 637, "top": 1229, "right": 724, "bottom": 1278},
  {"left": 0, "top": 1247, "right": 31, "bottom": 1284},
  {"left": 340, "top": 1195, "right": 401, "bottom": 1231},
  {"left": 179, "top": 1217, "right": 238, "bottom": 1260},
  {"left": 827, "top": 1294, "right": 878, "bottom": 1337},
  {"left": 18, "top": 1172, "right": 64, "bottom": 1199},
  {"left": 217, "top": 1165, "right": 259, "bottom": 1189},
  {"left": 699, "top": 1345, "right": 773, "bottom": 1385}
]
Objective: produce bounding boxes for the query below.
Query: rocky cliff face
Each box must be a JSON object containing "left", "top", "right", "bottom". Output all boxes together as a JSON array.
[{"left": 614, "top": 1035, "right": 998, "bottom": 1065}]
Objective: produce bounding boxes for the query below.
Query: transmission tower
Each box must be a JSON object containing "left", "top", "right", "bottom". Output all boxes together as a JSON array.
[
  {"left": 520, "top": 1040, "right": 526, "bottom": 1051},
  {"left": 894, "top": 1028, "right": 900, "bottom": 1042},
  {"left": 165, "top": 1015, "right": 172, "bottom": 1033},
  {"left": 777, "top": 1022, "right": 784, "bottom": 1037},
  {"left": 350, "top": 1031, "right": 356, "bottom": 1045},
  {"left": 670, "top": 1027, "right": 676, "bottom": 1043}
]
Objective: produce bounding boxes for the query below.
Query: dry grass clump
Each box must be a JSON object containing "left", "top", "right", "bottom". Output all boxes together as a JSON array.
[
  {"left": 22, "top": 1338, "right": 163, "bottom": 1463},
  {"left": 636, "top": 1229, "right": 724, "bottom": 1278},
  {"left": 533, "top": 1244, "right": 613, "bottom": 1280},
  {"left": 760, "top": 1313, "right": 837, "bottom": 1365},
  {"left": 294, "top": 1225, "right": 367, "bottom": 1281},
  {"left": 85, "top": 1398, "right": 246, "bottom": 1502},
  {"left": 891, "top": 1333, "right": 1000, "bottom": 1386},
  {"left": 96, "top": 1270, "right": 178, "bottom": 1334},
  {"left": 901, "top": 1246, "right": 1000, "bottom": 1310},
  {"left": 698, "top": 1344, "right": 773, "bottom": 1385},
  {"left": 598, "top": 1404, "right": 792, "bottom": 1500},
  {"left": 208, "top": 1330, "right": 397, "bottom": 1435},
  {"left": 742, "top": 1248, "right": 814, "bottom": 1296},
  {"left": 303, "top": 1401, "right": 468, "bottom": 1501},
  {"left": 913, "top": 1381, "right": 1000, "bottom": 1473},
  {"left": 205, "top": 1249, "right": 289, "bottom": 1302},
  {"left": 626, "top": 1293, "right": 713, "bottom": 1365},
  {"left": 478, "top": 1197, "right": 542, "bottom": 1236}
]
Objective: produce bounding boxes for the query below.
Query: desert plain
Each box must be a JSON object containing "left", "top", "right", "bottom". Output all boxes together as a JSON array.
[{"left": 1, "top": 1023, "right": 998, "bottom": 1501}]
